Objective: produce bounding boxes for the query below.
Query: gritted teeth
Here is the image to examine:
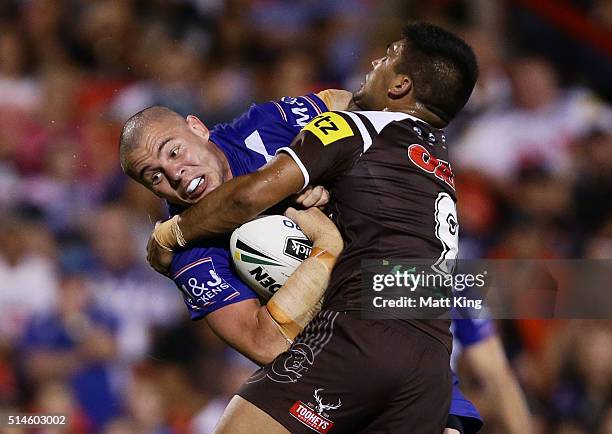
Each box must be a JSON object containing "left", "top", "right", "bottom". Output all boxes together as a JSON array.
[{"left": 186, "top": 177, "right": 203, "bottom": 195}]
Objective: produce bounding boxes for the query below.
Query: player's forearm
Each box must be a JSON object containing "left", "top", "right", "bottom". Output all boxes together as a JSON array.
[
  {"left": 266, "top": 257, "right": 328, "bottom": 339},
  {"left": 206, "top": 298, "right": 289, "bottom": 366},
  {"left": 177, "top": 155, "right": 304, "bottom": 244},
  {"left": 466, "top": 337, "right": 532, "bottom": 434},
  {"left": 242, "top": 258, "right": 333, "bottom": 364},
  {"left": 265, "top": 233, "right": 341, "bottom": 341},
  {"left": 492, "top": 369, "right": 532, "bottom": 434},
  {"left": 247, "top": 308, "right": 292, "bottom": 365}
]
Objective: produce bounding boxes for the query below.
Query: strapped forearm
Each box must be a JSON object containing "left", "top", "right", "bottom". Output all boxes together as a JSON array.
[{"left": 266, "top": 247, "right": 337, "bottom": 341}]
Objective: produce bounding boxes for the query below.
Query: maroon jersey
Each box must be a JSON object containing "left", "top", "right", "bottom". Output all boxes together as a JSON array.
[{"left": 278, "top": 110, "right": 458, "bottom": 350}]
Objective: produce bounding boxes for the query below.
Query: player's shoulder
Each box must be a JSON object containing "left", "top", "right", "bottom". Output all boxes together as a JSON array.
[
  {"left": 259, "top": 93, "right": 327, "bottom": 127},
  {"left": 350, "top": 111, "right": 436, "bottom": 136},
  {"left": 301, "top": 110, "right": 424, "bottom": 149}
]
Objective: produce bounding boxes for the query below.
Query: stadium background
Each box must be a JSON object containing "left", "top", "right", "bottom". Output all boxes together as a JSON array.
[{"left": 1, "top": 0, "right": 611, "bottom": 433}]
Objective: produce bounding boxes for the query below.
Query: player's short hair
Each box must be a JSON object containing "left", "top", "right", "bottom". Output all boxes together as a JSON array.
[
  {"left": 118, "top": 106, "right": 182, "bottom": 178},
  {"left": 397, "top": 22, "right": 478, "bottom": 122}
]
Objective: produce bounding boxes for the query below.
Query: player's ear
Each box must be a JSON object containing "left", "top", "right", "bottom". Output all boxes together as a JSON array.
[
  {"left": 388, "top": 75, "right": 412, "bottom": 99},
  {"left": 186, "top": 115, "right": 210, "bottom": 142}
]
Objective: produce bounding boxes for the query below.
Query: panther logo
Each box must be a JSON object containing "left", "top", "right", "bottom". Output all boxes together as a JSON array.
[{"left": 247, "top": 343, "right": 315, "bottom": 384}]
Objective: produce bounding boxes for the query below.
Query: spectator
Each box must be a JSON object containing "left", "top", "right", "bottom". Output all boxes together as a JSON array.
[
  {"left": 85, "top": 203, "right": 182, "bottom": 363},
  {"left": 20, "top": 272, "right": 121, "bottom": 431},
  {"left": 453, "top": 56, "right": 612, "bottom": 182},
  {"left": 0, "top": 214, "right": 58, "bottom": 343}
]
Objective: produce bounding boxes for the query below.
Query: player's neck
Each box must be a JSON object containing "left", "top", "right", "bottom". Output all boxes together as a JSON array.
[
  {"left": 390, "top": 100, "right": 446, "bottom": 128},
  {"left": 349, "top": 99, "right": 446, "bottom": 128},
  {"left": 211, "top": 139, "right": 234, "bottom": 182},
  {"left": 400, "top": 107, "right": 446, "bottom": 129}
]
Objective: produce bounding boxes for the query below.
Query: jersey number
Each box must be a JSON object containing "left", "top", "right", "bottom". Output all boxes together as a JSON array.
[{"left": 433, "top": 192, "right": 458, "bottom": 274}]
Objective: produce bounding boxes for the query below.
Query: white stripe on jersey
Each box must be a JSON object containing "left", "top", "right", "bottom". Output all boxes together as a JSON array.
[
  {"left": 352, "top": 111, "right": 414, "bottom": 133},
  {"left": 272, "top": 101, "right": 288, "bottom": 121},
  {"left": 340, "top": 111, "right": 418, "bottom": 152},
  {"left": 303, "top": 95, "right": 323, "bottom": 115},
  {"left": 341, "top": 111, "right": 373, "bottom": 152}
]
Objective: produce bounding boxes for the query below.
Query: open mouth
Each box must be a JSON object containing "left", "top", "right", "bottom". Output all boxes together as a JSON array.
[{"left": 186, "top": 176, "right": 206, "bottom": 198}]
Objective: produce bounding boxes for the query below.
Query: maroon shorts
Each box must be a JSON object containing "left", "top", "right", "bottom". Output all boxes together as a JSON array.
[{"left": 238, "top": 310, "right": 452, "bottom": 434}]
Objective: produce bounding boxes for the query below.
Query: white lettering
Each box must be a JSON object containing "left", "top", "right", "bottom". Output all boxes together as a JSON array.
[{"left": 292, "top": 107, "right": 311, "bottom": 126}]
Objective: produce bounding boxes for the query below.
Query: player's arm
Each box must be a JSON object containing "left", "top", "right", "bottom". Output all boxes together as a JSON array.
[
  {"left": 315, "top": 89, "right": 353, "bottom": 111},
  {"left": 206, "top": 207, "right": 342, "bottom": 365},
  {"left": 205, "top": 298, "right": 285, "bottom": 366},
  {"left": 147, "top": 152, "right": 302, "bottom": 274},
  {"left": 463, "top": 335, "right": 532, "bottom": 434},
  {"left": 149, "top": 111, "right": 360, "bottom": 276},
  {"left": 154, "top": 153, "right": 302, "bottom": 245}
]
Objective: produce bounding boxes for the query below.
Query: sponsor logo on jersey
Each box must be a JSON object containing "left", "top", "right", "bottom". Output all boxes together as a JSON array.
[
  {"left": 284, "top": 237, "right": 312, "bottom": 261},
  {"left": 303, "top": 112, "right": 353, "bottom": 146},
  {"left": 289, "top": 389, "right": 341, "bottom": 433},
  {"left": 407, "top": 143, "right": 455, "bottom": 189},
  {"left": 173, "top": 258, "right": 237, "bottom": 310}
]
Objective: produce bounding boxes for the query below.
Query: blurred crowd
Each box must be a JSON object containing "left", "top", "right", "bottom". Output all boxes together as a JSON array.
[{"left": 0, "top": 0, "right": 611, "bottom": 433}]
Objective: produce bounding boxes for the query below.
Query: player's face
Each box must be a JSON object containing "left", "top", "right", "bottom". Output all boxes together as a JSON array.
[
  {"left": 353, "top": 40, "right": 405, "bottom": 110},
  {"left": 128, "top": 115, "right": 231, "bottom": 206}
]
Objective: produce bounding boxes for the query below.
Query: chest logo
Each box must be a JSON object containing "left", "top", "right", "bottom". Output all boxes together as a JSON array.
[{"left": 407, "top": 144, "right": 455, "bottom": 189}]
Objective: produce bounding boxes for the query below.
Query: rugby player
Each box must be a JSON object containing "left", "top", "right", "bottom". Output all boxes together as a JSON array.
[
  {"left": 121, "top": 93, "right": 486, "bottom": 432},
  {"left": 144, "top": 22, "right": 478, "bottom": 433},
  {"left": 121, "top": 93, "right": 345, "bottom": 365},
  {"left": 120, "top": 94, "right": 485, "bottom": 432}
]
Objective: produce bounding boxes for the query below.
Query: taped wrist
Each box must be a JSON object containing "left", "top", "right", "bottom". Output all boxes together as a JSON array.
[
  {"left": 265, "top": 256, "right": 332, "bottom": 340},
  {"left": 310, "top": 247, "right": 337, "bottom": 271},
  {"left": 153, "top": 215, "right": 186, "bottom": 251}
]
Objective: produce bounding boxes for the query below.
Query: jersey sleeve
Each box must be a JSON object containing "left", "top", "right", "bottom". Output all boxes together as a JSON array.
[
  {"left": 452, "top": 317, "right": 497, "bottom": 348},
  {"left": 170, "top": 245, "right": 259, "bottom": 321},
  {"left": 276, "top": 111, "right": 364, "bottom": 190},
  {"left": 260, "top": 93, "right": 328, "bottom": 134}
]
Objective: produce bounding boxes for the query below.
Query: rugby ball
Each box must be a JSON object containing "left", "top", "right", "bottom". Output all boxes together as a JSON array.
[{"left": 230, "top": 215, "right": 312, "bottom": 300}]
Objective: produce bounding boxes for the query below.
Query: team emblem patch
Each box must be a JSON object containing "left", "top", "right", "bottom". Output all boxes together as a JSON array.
[
  {"left": 302, "top": 112, "right": 353, "bottom": 146},
  {"left": 289, "top": 388, "right": 341, "bottom": 433}
]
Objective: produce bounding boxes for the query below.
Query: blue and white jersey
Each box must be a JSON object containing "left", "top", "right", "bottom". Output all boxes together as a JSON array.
[
  {"left": 169, "top": 93, "right": 327, "bottom": 320},
  {"left": 213, "top": 95, "right": 326, "bottom": 178}
]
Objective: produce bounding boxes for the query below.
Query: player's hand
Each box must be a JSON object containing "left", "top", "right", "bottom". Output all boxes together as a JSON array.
[
  {"left": 285, "top": 207, "right": 343, "bottom": 257},
  {"left": 294, "top": 185, "right": 330, "bottom": 209},
  {"left": 146, "top": 221, "right": 174, "bottom": 276}
]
